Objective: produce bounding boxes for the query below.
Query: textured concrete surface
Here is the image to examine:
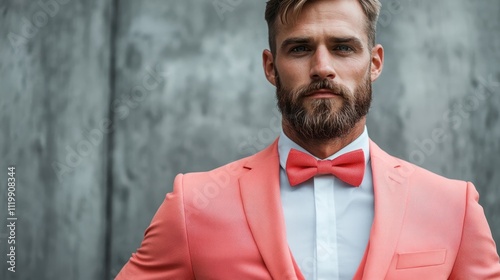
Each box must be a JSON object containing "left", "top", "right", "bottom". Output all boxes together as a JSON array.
[
  {"left": 0, "top": 0, "right": 111, "bottom": 279},
  {"left": 0, "top": 0, "right": 499, "bottom": 279}
]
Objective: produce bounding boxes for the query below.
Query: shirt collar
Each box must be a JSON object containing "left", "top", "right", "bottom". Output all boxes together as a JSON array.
[{"left": 278, "top": 126, "right": 371, "bottom": 169}]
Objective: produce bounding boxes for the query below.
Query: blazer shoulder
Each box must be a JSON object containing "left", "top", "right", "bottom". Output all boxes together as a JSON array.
[
  {"left": 399, "top": 157, "right": 465, "bottom": 187},
  {"left": 178, "top": 139, "right": 278, "bottom": 190},
  {"left": 370, "top": 140, "right": 467, "bottom": 192}
]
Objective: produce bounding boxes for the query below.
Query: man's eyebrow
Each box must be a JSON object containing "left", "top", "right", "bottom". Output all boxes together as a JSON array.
[
  {"left": 330, "top": 36, "right": 363, "bottom": 46},
  {"left": 280, "top": 37, "right": 313, "bottom": 51},
  {"left": 280, "top": 36, "right": 364, "bottom": 51}
]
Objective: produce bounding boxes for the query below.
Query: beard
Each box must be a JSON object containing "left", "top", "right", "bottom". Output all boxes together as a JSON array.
[{"left": 275, "top": 70, "right": 372, "bottom": 141}]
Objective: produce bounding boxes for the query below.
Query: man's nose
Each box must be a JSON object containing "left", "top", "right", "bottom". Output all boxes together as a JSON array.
[{"left": 310, "top": 47, "right": 336, "bottom": 80}]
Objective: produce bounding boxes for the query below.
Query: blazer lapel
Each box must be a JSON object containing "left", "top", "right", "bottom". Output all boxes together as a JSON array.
[
  {"left": 238, "top": 138, "right": 409, "bottom": 279},
  {"left": 355, "top": 140, "right": 410, "bottom": 279},
  {"left": 239, "top": 139, "right": 305, "bottom": 280}
]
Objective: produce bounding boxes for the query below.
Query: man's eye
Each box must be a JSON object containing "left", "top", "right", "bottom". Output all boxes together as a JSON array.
[
  {"left": 290, "top": 46, "right": 309, "bottom": 53},
  {"left": 335, "top": 45, "right": 354, "bottom": 52}
]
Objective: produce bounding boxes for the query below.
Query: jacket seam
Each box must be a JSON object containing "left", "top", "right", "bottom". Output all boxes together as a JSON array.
[
  {"left": 179, "top": 174, "right": 196, "bottom": 279},
  {"left": 448, "top": 180, "right": 469, "bottom": 279}
]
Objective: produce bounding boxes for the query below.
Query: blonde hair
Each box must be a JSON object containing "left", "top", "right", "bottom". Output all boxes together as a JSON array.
[{"left": 265, "top": 0, "right": 382, "bottom": 54}]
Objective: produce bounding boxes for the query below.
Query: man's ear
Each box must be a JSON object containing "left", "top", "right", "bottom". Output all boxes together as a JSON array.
[
  {"left": 370, "top": 44, "right": 384, "bottom": 82},
  {"left": 263, "top": 49, "right": 276, "bottom": 86}
]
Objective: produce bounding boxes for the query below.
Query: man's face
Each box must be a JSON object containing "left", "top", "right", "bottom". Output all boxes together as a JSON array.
[{"left": 264, "top": 0, "right": 382, "bottom": 140}]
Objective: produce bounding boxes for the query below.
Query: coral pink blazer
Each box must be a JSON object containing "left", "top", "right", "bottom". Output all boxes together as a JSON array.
[{"left": 116, "top": 140, "right": 500, "bottom": 279}]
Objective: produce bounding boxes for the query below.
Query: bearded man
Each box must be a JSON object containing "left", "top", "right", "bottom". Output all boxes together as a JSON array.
[{"left": 116, "top": 0, "right": 500, "bottom": 279}]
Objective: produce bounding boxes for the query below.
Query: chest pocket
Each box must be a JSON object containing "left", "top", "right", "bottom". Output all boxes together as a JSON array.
[{"left": 396, "top": 249, "right": 447, "bottom": 269}]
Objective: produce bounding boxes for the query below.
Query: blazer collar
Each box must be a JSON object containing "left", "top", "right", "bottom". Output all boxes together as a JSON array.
[
  {"left": 239, "top": 139, "right": 305, "bottom": 280},
  {"left": 354, "top": 140, "right": 410, "bottom": 279},
  {"left": 239, "top": 138, "right": 409, "bottom": 280}
]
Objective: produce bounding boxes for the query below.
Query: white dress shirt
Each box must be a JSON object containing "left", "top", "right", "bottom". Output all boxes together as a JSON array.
[{"left": 278, "top": 127, "right": 374, "bottom": 280}]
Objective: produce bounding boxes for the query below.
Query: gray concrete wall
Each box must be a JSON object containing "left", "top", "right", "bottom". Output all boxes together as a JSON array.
[
  {"left": 0, "top": 0, "right": 499, "bottom": 279},
  {"left": 0, "top": 0, "right": 111, "bottom": 279}
]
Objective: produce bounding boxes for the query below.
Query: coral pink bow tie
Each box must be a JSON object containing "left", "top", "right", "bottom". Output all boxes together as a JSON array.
[{"left": 286, "top": 148, "right": 365, "bottom": 187}]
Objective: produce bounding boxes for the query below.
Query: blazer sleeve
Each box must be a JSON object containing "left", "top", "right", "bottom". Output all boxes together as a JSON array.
[
  {"left": 115, "top": 174, "right": 195, "bottom": 280},
  {"left": 449, "top": 182, "right": 500, "bottom": 279}
]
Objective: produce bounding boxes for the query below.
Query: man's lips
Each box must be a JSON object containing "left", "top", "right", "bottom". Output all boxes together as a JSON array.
[{"left": 305, "top": 89, "right": 340, "bottom": 98}]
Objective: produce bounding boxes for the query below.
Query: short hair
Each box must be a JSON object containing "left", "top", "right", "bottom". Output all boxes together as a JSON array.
[{"left": 265, "top": 0, "right": 382, "bottom": 54}]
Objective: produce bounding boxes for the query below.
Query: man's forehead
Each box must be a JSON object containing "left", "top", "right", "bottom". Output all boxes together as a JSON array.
[{"left": 275, "top": 0, "right": 367, "bottom": 39}]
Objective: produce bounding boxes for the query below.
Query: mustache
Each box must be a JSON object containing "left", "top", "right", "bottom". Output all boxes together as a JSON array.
[{"left": 294, "top": 79, "right": 349, "bottom": 99}]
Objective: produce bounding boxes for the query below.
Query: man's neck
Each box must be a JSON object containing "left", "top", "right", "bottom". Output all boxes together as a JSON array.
[{"left": 282, "top": 119, "right": 366, "bottom": 159}]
